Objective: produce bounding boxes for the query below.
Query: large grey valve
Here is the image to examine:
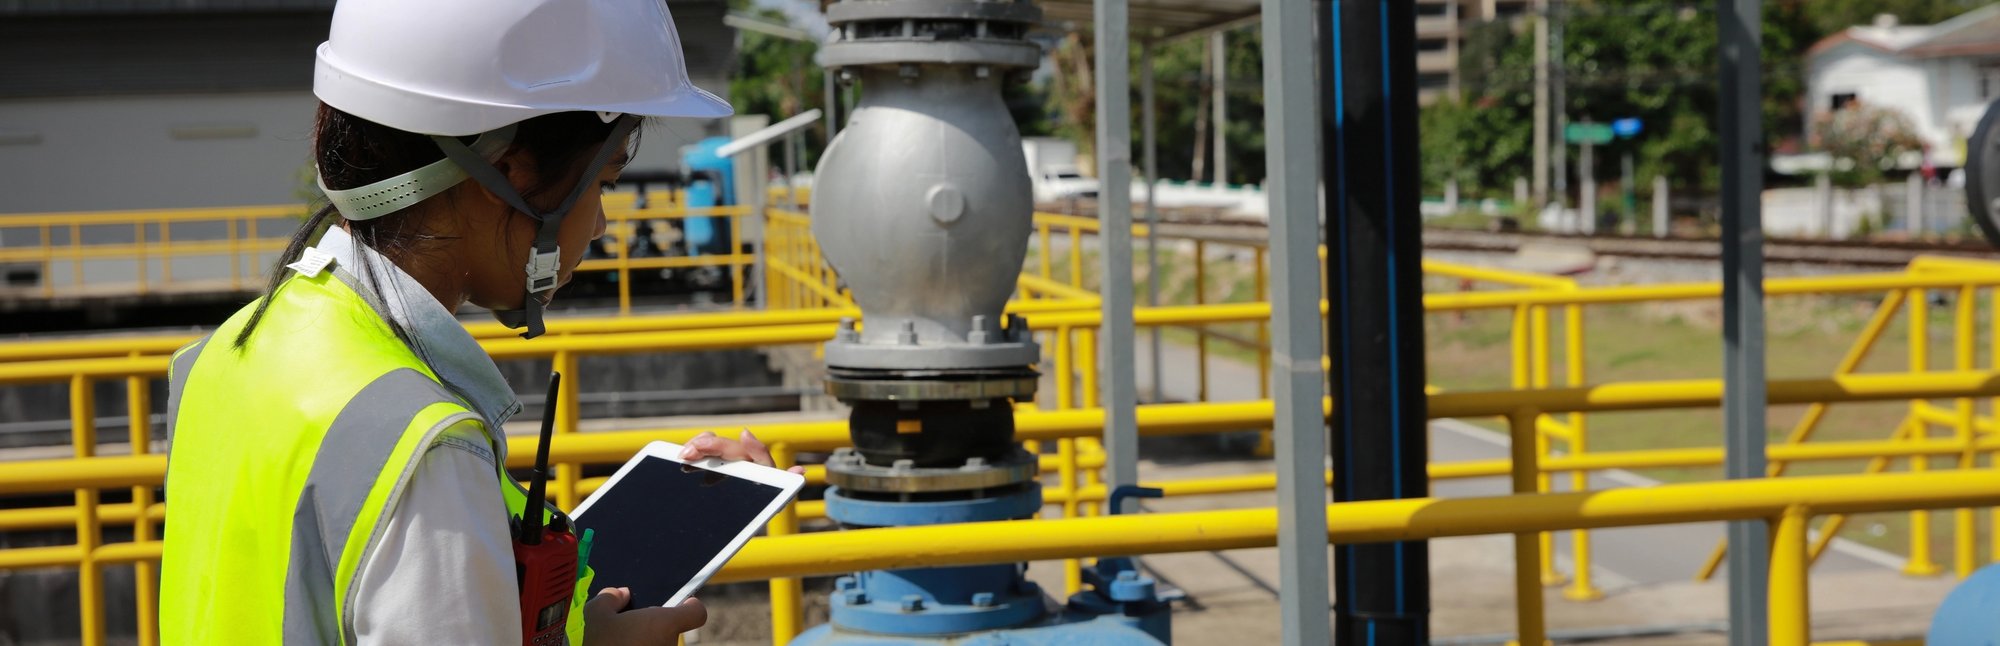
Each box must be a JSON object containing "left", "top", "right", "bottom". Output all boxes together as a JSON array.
[{"left": 810, "top": 0, "right": 1044, "bottom": 468}]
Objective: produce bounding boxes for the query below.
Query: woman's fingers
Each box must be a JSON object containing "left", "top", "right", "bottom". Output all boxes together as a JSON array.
[
  {"left": 678, "top": 430, "right": 793, "bottom": 470},
  {"left": 583, "top": 586, "right": 632, "bottom": 625},
  {"left": 738, "top": 429, "right": 775, "bottom": 468},
  {"left": 677, "top": 431, "right": 719, "bottom": 460},
  {"left": 581, "top": 589, "right": 706, "bottom": 645},
  {"left": 679, "top": 431, "right": 750, "bottom": 462},
  {"left": 647, "top": 598, "right": 707, "bottom": 635}
]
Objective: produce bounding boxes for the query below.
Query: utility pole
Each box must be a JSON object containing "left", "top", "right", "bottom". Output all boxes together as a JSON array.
[
  {"left": 1654, "top": 175, "right": 1670, "bottom": 238},
  {"left": 1621, "top": 151, "right": 1636, "bottom": 235},
  {"left": 1579, "top": 134, "right": 1596, "bottom": 234},
  {"left": 1212, "top": 29, "right": 1229, "bottom": 189},
  {"left": 1551, "top": 1, "right": 1568, "bottom": 225},
  {"left": 1143, "top": 44, "right": 1162, "bottom": 405},
  {"left": 1532, "top": 0, "right": 1550, "bottom": 208}
]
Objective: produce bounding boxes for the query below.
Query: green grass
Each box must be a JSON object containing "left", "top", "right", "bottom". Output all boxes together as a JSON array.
[{"left": 1028, "top": 240, "right": 1996, "bottom": 558}]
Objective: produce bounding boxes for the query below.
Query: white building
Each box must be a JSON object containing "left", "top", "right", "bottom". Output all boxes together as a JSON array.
[{"left": 1804, "top": 6, "right": 2000, "bottom": 169}]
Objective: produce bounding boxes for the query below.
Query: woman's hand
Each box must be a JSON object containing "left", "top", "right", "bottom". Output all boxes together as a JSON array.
[
  {"left": 678, "top": 430, "right": 807, "bottom": 474},
  {"left": 582, "top": 588, "right": 704, "bottom": 645}
]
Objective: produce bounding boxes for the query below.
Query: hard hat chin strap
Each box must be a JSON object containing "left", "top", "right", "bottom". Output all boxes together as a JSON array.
[{"left": 433, "top": 114, "right": 640, "bottom": 339}]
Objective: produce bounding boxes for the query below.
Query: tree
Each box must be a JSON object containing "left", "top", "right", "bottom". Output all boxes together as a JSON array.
[
  {"left": 1041, "top": 27, "right": 1267, "bottom": 185},
  {"left": 1812, "top": 103, "right": 1924, "bottom": 188},
  {"left": 726, "top": 8, "right": 825, "bottom": 165},
  {"left": 1429, "top": 2, "right": 1818, "bottom": 207}
]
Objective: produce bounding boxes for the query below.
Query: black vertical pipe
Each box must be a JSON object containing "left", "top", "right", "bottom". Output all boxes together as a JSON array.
[{"left": 1321, "top": 1, "right": 1430, "bottom": 644}]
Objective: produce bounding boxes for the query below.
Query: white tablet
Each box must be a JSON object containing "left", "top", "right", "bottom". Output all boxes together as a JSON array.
[{"left": 570, "top": 440, "right": 805, "bottom": 608}]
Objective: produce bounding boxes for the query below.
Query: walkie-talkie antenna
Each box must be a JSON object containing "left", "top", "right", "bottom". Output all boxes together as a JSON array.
[{"left": 521, "top": 371, "right": 561, "bottom": 545}]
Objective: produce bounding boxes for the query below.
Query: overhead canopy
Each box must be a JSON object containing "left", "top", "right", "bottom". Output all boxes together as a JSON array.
[{"left": 1034, "top": 0, "right": 1260, "bottom": 42}]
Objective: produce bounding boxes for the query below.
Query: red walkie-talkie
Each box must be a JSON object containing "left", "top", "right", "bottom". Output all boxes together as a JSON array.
[{"left": 514, "top": 371, "right": 579, "bottom": 646}]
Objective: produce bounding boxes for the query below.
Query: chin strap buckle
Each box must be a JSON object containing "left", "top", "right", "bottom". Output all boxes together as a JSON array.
[{"left": 525, "top": 246, "right": 562, "bottom": 294}]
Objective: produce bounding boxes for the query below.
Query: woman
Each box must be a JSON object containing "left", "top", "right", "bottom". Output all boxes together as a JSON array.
[{"left": 158, "top": 0, "right": 770, "bottom": 643}]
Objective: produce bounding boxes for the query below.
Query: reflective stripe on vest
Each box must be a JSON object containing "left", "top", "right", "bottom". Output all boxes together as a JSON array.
[
  {"left": 284, "top": 368, "right": 465, "bottom": 644},
  {"left": 162, "top": 336, "right": 207, "bottom": 450}
]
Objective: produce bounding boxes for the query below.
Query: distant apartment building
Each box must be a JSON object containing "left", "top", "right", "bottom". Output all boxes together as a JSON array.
[
  {"left": 0, "top": 0, "right": 734, "bottom": 214},
  {"left": 1416, "top": 0, "right": 1535, "bottom": 104},
  {"left": 1805, "top": 5, "right": 2000, "bottom": 169}
]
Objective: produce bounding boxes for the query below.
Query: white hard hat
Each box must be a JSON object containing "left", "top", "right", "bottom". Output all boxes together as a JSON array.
[{"left": 314, "top": 0, "right": 732, "bottom": 137}]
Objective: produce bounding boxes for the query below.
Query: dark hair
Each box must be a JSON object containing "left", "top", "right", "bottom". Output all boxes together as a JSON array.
[{"left": 233, "top": 104, "right": 630, "bottom": 349}]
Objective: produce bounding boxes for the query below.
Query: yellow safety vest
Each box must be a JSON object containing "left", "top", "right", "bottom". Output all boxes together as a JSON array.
[{"left": 159, "top": 268, "right": 592, "bottom": 645}]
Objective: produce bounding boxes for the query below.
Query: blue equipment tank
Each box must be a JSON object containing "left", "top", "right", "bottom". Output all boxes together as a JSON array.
[
  {"left": 681, "top": 136, "right": 734, "bottom": 256},
  {"left": 1930, "top": 563, "right": 2000, "bottom": 645},
  {"left": 791, "top": 487, "right": 1172, "bottom": 646}
]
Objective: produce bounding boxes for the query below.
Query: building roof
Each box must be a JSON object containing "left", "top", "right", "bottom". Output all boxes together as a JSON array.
[{"left": 1807, "top": 4, "right": 2000, "bottom": 60}]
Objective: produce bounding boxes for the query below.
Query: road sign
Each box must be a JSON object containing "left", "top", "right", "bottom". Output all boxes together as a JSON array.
[
  {"left": 1612, "top": 117, "right": 1643, "bottom": 138},
  {"left": 1565, "top": 122, "right": 1614, "bottom": 145}
]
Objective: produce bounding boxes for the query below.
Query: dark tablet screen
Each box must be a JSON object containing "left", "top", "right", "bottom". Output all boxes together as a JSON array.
[{"left": 572, "top": 456, "right": 786, "bottom": 609}]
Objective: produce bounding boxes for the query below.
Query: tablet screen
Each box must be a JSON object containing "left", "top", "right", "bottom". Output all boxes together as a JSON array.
[{"left": 573, "top": 456, "right": 786, "bottom": 608}]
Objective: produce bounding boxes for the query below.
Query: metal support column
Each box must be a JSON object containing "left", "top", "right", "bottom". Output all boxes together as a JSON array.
[
  {"left": 1266, "top": 0, "right": 1328, "bottom": 643},
  {"left": 1718, "top": 0, "right": 1769, "bottom": 644},
  {"left": 1095, "top": 0, "right": 1140, "bottom": 512},
  {"left": 1143, "top": 44, "right": 1163, "bottom": 405},
  {"left": 1323, "top": 1, "right": 1430, "bottom": 643},
  {"left": 1532, "top": 0, "right": 1550, "bottom": 207},
  {"left": 1211, "top": 30, "right": 1228, "bottom": 188},
  {"left": 824, "top": 69, "right": 839, "bottom": 140},
  {"left": 1551, "top": 1, "right": 1568, "bottom": 218}
]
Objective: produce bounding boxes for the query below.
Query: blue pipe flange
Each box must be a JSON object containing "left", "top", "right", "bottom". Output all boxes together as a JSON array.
[
  {"left": 830, "top": 574, "right": 1046, "bottom": 636},
  {"left": 824, "top": 484, "right": 1042, "bottom": 527}
]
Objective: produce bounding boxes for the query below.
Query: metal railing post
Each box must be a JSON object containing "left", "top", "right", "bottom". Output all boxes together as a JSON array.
[
  {"left": 616, "top": 218, "right": 633, "bottom": 315},
  {"left": 1955, "top": 284, "right": 1978, "bottom": 578},
  {"left": 1194, "top": 239, "right": 1209, "bottom": 402},
  {"left": 1991, "top": 285, "right": 2000, "bottom": 563},
  {"left": 1067, "top": 225, "right": 1082, "bottom": 290},
  {"left": 72, "top": 374, "right": 106, "bottom": 645},
  {"left": 1768, "top": 505, "right": 1811, "bottom": 646},
  {"left": 1907, "top": 288, "right": 1941, "bottom": 576},
  {"left": 41, "top": 223, "right": 55, "bottom": 297},
  {"left": 554, "top": 350, "right": 582, "bottom": 511},
  {"left": 228, "top": 218, "right": 241, "bottom": 289},
  {"left": 1038, "top": 222, "right": 1053, "bottom": 282},
  {"left": 767, "top": 444, "right": 802, "bottom": 645},
  {"left": 731, "top": 212, "right": 746, "bottom": 309},
  {"left": 1078, "top": 327, "right": 1105, "bottom": 517},
  {"left": 1255, "top": 246, "right": 1273, "bottom": 456},
  {"left": 159, "top": 222, "right": 172, "bottom": 286},
  {"left": 70, "top": 222, "right": 83, "bottom": 291},
  {"left": 135, "top": 222, "right": 148, "bottom": 294},
  {"left": 1530, "top": 305, "right": 1565, "bottom": 587},
  {"left": 128, "top": 368, "right": 160, "bottom": 646},
  {"left": 1562, "top": 302, "right": 1602, "bottom": 601},
  {"left": 1509, "top": 409, "right": 1547, "bottom": 646}
]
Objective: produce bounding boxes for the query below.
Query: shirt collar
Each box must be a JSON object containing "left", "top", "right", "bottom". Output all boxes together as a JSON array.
[{"left": 313, "top": 226, "right": 524, "bottom": 430}]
